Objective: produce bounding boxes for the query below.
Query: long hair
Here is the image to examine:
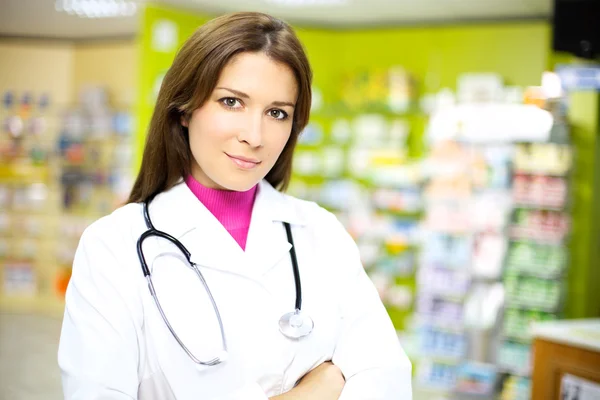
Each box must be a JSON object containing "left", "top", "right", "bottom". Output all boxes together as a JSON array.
[{"left": 128, "top": 12, "right": 312, "bottom": 203}]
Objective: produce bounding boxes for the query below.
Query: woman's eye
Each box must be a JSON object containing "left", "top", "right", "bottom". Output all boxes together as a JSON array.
[
  {"left": 269, "top": 109, "right": 288, "bottom": 120},
  {"left": 221, "top": 97, "right": 241, "bottom": 108}
]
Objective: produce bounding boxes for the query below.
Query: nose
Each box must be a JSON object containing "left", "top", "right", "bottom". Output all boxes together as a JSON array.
[{"left": 237, "top": 112, "right": 263, "bottom": 148}]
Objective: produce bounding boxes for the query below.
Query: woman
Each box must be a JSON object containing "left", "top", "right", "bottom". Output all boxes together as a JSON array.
[{"left": 58, "top": 11, "right": 412, "bottom": 400}]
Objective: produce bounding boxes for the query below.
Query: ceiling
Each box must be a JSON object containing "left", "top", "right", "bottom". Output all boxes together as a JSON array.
[{"left": 0, "top": 0, "right": 552, "bottom": 40}]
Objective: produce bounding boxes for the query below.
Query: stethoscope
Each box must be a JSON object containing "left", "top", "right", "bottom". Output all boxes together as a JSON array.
[{"left": 136, "top": 198, "right": 314, "bottom": 367}]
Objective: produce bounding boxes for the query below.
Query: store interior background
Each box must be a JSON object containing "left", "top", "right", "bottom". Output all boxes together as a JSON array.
[{"left": 1, "top": 0, "right": 599, "bottom": 399}]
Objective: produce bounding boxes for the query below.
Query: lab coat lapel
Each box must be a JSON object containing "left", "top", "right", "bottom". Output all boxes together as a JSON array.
[
  {"left": 148, "top": 181, "right": 245, "bottom": 273},
  {"left": 244, "top": 180, "right": 306, "bottom": 276},
  {"left": 148, "top": 179, "right": 306, "bottom": 277}
]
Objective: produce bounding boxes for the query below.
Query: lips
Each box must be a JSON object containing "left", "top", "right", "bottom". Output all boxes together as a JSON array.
[{"left": 226, "top": 153, "right": 261, "bottom": 170}]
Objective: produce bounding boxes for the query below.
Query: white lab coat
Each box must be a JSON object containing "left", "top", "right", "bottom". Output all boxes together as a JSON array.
[{"left": 58, "top": 179, "right": 412, "bottom": 400}]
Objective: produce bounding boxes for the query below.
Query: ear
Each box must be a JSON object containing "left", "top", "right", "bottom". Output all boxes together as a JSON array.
[{"left": 180, "top": 115, "right": 189, "bottom": 128}]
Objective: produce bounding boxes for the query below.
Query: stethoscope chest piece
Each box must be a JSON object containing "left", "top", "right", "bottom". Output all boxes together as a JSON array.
[{"left": 279, "top": 309, "right": 314, "bottom": 339}]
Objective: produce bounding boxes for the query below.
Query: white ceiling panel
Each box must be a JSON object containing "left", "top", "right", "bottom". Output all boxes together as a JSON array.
[
  {"left": 447, "top": 1, "right": 543, "bottom": 19},
  {"left": 526, "top": 0, "right": 554, "bottom": 14},
  {"left": 0, "top": 0, "right": 139, "bottom": 39},
  {"left": 0, "top": 0, "right": 552, "bottom": 39}
]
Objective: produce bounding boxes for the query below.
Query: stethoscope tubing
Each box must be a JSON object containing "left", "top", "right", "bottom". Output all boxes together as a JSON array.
[{"left": 137, "top": 198, "right": 309, "bottom": 367}]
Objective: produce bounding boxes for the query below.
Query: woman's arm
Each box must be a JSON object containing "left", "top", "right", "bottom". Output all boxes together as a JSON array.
[
  {"left": 269, "top": 362, "right": 345, "bottom": 400},
  {"left": 329, "top": 216, "right": 413, "bottom": 399},
  {"left": 59, "top": 219, "right": 343, "bottom": 400},
  {"left": 58, "top": 221, "right": 142, "bottom": 399}
]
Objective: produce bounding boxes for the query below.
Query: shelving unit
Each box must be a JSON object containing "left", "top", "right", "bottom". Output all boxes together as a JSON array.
[
  {"left": 499, "top": 138, "right": 573, "bottom": 400},
  {"left": 289, "top": 109, "right": 424, "bottom": 332},
  {"left": 288, "top": 68, "right": 426, "bottom": 332},
  {"left": 415, "top": 138, "right": 513, "bottom": 395},
  {"left": 0, "top": 88, "right": 135, "bottom": 316},
  {"left": 414, "top": 89, "right": 566, "bottom": 399}
]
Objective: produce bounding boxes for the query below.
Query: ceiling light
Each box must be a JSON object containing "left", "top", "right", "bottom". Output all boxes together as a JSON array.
[{"left": 55, "top": 0, "right": 139, "bottom": 19}]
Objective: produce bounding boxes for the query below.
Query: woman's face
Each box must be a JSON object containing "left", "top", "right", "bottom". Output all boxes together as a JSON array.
[{"left": 184, "top": 51, "right": 298, "bottom": 191}]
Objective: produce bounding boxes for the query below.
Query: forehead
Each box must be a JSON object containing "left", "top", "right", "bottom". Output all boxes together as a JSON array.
[{"left": 216, "top": 52, "right": 298, "bottom": 101}]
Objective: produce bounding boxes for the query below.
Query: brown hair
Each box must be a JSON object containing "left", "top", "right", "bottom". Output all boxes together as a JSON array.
[{"left": 128, "top": 12, "right": 312, "bottom": 203}]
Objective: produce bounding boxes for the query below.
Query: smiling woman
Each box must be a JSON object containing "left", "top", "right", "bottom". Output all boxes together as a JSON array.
[
  {"left": 57, "top": 11, "right": 412, "bottom": 400},
  {"left": 183, "top": 52, "right": 298, "bottom": 191},
  {"left": 128, "top": 12, "right": 312, "bottom": 201}
]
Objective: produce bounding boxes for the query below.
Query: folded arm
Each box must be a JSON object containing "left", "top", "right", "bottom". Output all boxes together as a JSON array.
[{"left": 331, "top": 219, "right": 413, "bottom": 399}]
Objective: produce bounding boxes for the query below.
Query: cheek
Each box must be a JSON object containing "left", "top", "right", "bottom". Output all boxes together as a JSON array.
[
  {"left": 264, "top": 125, "right": 292, "bottom": 159},
  {"left": 189, "top": 108, "right": 240, "bottom": 144},
  {"left": 209, "top": 112, "right": 242, "bottom": 138}
]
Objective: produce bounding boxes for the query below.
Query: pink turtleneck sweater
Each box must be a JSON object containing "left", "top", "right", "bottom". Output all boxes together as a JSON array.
[{"left": 185, "top": 175, "right": 257, "bottom": 251}]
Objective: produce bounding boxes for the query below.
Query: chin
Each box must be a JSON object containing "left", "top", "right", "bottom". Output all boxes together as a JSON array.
[{"left": 216, "top": 175, "right": 262, "bottom": 192}]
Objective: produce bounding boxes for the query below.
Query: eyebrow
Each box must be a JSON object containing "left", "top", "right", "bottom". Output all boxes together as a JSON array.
[{"left": 216, "top": 87, "right": 295, "bottom": 108}]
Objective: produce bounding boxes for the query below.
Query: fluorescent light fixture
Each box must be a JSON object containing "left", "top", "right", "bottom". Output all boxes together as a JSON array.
[
  {"left": 55, "top": 0, "right": 138, "bottom": 18},
  {"left": 264, "top": 0, "right": 348, "bottom": 6}
]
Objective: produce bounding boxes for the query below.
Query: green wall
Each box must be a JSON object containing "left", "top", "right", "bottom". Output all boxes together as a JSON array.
[
  {"left": 137, "top": 5, "right": 551, "bottom": 161},
  {"left": 328, "top": 23, "right": 548, "bottom": 92},
  {"left": 137, "top": 4, "right": 599, "bottom": 319},
  {"left": 547, "top": 52, "right": 600, "bottom": 319},
  {"left": 568, "top": 91, "right": 600, "bottom": 318},
  {"left": 136, "top": 5, "right": 211, "bottom": 164},
  {"left": 559, "top": 85, "right": 600, "bottom": 319}
]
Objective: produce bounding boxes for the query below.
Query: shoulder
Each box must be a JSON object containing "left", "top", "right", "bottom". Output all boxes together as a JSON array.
[
  {"left": 81, "top": 202, "right": 145, "bottom": 246},
  {"left": 261, "top": 180, "right": 358, "bottom": 252},
  {"left": 286, "top": 194, "right": 337, "bottom": 225},
  {"left": 69, "top": 203, "right": 146, "bottom": 325},
  {"left": 278, "top": 192, "right": 364, "bottom": 286},
  {"left": 281, "top": 192, "right": 356, "bottom": 250},
  {"left": 72, "top": 203, "right": 147, "bottom": 298},
  {"left": 76, "top": 203, "right": 147, "bottom": 280}
]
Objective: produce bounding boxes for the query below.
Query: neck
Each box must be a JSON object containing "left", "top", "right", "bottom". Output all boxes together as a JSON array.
[{"left": 185, "top": 175, "right": 258, "bottom": 251}]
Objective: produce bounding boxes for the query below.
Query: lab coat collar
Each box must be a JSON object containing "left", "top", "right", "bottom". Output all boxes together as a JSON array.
[
  {"left": 146, "top": 179, "right": 305, "bottom": 277},
  {"left": 254, "top": 179, "right": 307, "bottom": 226}
]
